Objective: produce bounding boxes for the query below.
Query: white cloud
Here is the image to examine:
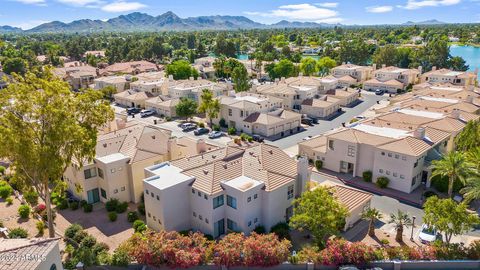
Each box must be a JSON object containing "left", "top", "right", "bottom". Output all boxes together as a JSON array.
[
  {"left": 245, "top": 3, "right": 340, "bottom": 22},
  {"left": 12, "top": 0, "right": 46, "bottom": 5},
  {"left": 315, "top": 2, "right": 339, "bottom": 8},
  {"left": 398, "top": 0, "right": 461, "bottom": 10},
  {"left": 366, "top": 5, "right": 394, "bottom": 13},
  {"left": 56, "top": 0, "right": 105, "bottom": 8},
  {"left": 101, "top": 1, "right": 147, "bottom": 12}
]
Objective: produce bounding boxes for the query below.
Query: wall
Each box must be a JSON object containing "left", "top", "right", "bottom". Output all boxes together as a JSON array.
[
  {"left": 261, "top": 182, "right": 295, "bottom": 231},
  {"left": 36, "top": 241, "right": 64, "bottom": 270}
]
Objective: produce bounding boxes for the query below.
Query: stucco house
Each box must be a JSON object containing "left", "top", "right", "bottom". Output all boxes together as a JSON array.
[{"left": 420, "top": 67, "right": 477, "bottom": 86}]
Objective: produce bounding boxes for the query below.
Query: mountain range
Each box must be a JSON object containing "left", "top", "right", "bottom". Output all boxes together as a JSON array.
[{"left": 0, "top": 12, "right": 451, "bottom": 33}]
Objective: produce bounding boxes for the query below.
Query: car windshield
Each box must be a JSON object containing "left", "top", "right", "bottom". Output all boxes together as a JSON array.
[{"left": 422, "top": 226, "right": 435, "bottom": 235}]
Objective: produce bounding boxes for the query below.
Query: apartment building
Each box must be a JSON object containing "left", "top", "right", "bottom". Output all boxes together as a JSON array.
[
  {"left": 217, "top": 92, "right": 301, "bottom": 138},
  {"left": 255, "top": 79, "right": 319, "bottom": 110},
  {"left": 420, "top": 67, "right": 478, "bottom": 86},
  {"left": 143, "top": 143, "right": 310, "bottom": 237},
  {"left": 301, "top": 96, "right": 341, "bottom": 119},
  {"left": 331, "top": 63, "right": 374, "bottom": 83},
  {"left": 53, "top": 63, "right": 98, "bottom": 90},
  {"left": 145, "top": 96, "right": 180, "bottom": 117},
  {"left": 64, "top": 120, "right": 213, "bottom": 204},
  {"left": 130, "top": 78, "right": 167, "bottom": 96},
  {"left": 326, "top": 88, "right": 361, "bottom": 107},
  {"left": 94, "top": 75, "right": 129, "bottom": 92},
  {"left": 363, "top": 66, "right": 420, "bottom": 93},
  {"left": 299, "top": 94, "right": 479, "bottom": 193},
  {"left": 194, "top": 56, "right": 216, "bottom": 79},
  {"left": 167, "top": 77, "right": 229, "bottom": 101},
  {"left": 114, "top": 90, "right": 155, "bottom": 108},
  {"left": 102, "top": 60, "right": 160, "bottom": 75}
]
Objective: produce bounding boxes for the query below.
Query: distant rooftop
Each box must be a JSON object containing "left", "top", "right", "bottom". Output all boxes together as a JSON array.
[
  {"left": 352, "top": 123, "right": 409, "bottom": 139},
  {"left": 397, "top": 108, "right": 445, "bottom": 119},
  {"left": 223, "top": 175, "right": 263, "bottom": 191},
  {"left": 144, "top": 162, "right": 193, "bottom": 190},
  {"left": 419, "top": 96, "right": 458, "bottom": 104},
  {"left": 96, "top": 153, "right": 129, "bottom": 164}
]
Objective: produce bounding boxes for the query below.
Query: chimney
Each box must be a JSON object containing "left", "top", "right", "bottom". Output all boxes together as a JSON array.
[
  {"left": 381, "top": 64, "right": 386, "bottom": 69},
  {"left": 372, "top": 64, "right": 377, "bottom": 70},
  {"left": 96, "top": 68, "right": 100, "bottom": 77},
  {"left": 274, "top": 78, "right": 279, "bottom": 84},
  {"left": 466, "top": 95, "right": 474, "bottom": 104},
  {"left": 299, "top": 72, "right": 303, "bottom": 77},
  {"left": 281, "top": 77, "right": 286, "bottom": 83},
  {"left": 251, "top": 84, "right": 257, "bottom": 93},
  {"left": 451, "top": 109, "right": 460, "bottom": 119},
  {"left": 418, "top": 66, "right": 423, "bottom": 74},
  {"left": 168, "top": 75, "right": 174, "bottom": 82},
  {"left": 413, "top": 127, "right": 425, "bottom": 139},
  {"left": 432, "top": 66, "right": 437, "bottom": 71},
  {"left": 189, "top": 76, "right": 194, "bottom": 81},
  {"left": 74, "top": 62, "right": 78, "bottom": 67},
  {"left": 342, "top": 62, "right": 346, "bottom": 65}
]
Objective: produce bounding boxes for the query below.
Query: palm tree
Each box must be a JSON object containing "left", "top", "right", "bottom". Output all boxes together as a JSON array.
[
  {"left": 431, "top": 151, "right": 470, "bottom": 198},
  {"left": 389, "top": 210, "right": 411, "bottom": 242},
  {"left": 361, "top": 208, "right": 382, "bottom": 237},
  {"left": 198, "top": 89, "right": 220, "bottom": 128},
  {"left": 460, "top": 147, "right": 480, "bottom": 202}
]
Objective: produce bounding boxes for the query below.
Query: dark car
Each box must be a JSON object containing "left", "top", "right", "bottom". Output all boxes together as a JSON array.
[
  {"left": 252, "top": 134, "right": 264, "bottom": 143},
  {"left": 301, "top": 117, "right": 314, "bottom": 126},
  {"left": 375, "top": 89, "right": 385, "bottom": 95},
  {"left": 194, "top": 127, "right": 210, "bottom": 136},
  {"left": 127, "top": 107, "right": 141, "bottom": 115},
  {"left": 180, "top": 123, "right": 197, "bottom": 132}
]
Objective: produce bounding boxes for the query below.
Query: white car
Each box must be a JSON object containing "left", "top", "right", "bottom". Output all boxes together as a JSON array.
[
  {"left": 418, "top": 224, "right": 438, "bottom": 244},
  {"left": 140, "top": 109, "right": 155, "bottom": 118},
  {"left": 303, "top": 135, "right": 313, "bottom": 141},
  {"left": 208, "top": 131, "right": 223, "bottom": 139}
]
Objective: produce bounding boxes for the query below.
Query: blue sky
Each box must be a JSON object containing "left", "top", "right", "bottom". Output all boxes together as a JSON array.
[{"left": 1, "top": 0, "right": 480, "bottom": 29}]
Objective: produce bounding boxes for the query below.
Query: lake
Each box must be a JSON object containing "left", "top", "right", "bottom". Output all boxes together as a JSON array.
[{"left": 449, "top": 45, "right": 480, "bottom": 78}]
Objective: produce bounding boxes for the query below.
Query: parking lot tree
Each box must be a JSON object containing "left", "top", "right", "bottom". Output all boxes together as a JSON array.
[
  {"left": 198, "top": 89, "right": 220, "bottom": 127},
  {"left": 423, "top": 196, "right": 480, "bottom": 244},
  {"left": 289, "top": 186, "right": 348, "bottom": 247},
  {"left": 389, "top": 210, "right": 411, "bottom": 242},
  {"left": 362, "top": 207, "right": 382, "bottom": 237},
  {"left": 0, "top": 71, "right": 114, "bottom": 237},
  {"left": 175, "top": 97, "right": 197, "bottom": 121}
]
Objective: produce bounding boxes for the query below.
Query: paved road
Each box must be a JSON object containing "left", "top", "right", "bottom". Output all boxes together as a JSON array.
[{"left": 266, "top": 92, "right": 388, "bottom": 149}]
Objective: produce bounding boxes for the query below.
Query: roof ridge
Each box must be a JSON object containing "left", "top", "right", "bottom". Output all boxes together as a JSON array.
[{"left": 0, "top": 238, "right": 60, "bottom": 254}]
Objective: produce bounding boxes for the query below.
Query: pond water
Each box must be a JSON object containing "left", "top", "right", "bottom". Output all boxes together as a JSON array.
[{"left": 449, "top": 45, "right": 480, "bottom": 78}]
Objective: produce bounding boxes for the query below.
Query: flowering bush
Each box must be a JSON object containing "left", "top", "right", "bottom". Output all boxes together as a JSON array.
[
  {"left": 242, "top": 233, "right": 291, "bottom": 266},
  {"left": 34, "top": 203, "right": 46, "bottom": 213},
  {"left": 319, "top": 239, "right": 378, "bottom": 266},
  {"left": 297, "top": 246, "right": 321, "bottom": 264},
  {"left": 213, "top": 233, "right": 244, "bottom": 267}
]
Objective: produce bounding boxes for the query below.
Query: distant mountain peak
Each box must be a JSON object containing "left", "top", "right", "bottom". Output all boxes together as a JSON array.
[{"left": 402, "top": 19, "right": 446, "bottom": 25}]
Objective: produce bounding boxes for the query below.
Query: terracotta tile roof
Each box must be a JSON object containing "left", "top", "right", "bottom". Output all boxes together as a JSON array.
[
  {"left": 104, "top": 61, "right": 159, "bottom": 74},
  {"left": 338, "top": 75, "right": 357, "bottom": 83},
  {"left": 284, "top": 76, "right": 322, "bottom": 86},
  {"left": 0, "top": 238, "right": 60, "bottom": 270},
  {"left": 328, "top": 128, "right": 396, "bottom": 146},
  {"left": 319, "top": 182, "right": 372, "bottom": 212},
  {"left": 244, "top": 109, "right": 300, "bottom": 125},
  {"left": 364, "top": 78, "right": 404, "bottom": 87},
  {"left": 378, "top": 136, "right": 432, "bottom": 156},
  {"left": 424, "top": 117, "right": 466, "bottom": 133},
  {"left": 302, "top": 97, "right": 340, "bottom": 108}
]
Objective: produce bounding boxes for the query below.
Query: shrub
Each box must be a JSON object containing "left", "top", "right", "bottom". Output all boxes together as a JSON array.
[
  {"left": 315, "top": 160, "right": 323, "bottom": 171},
  {"left": 108, "top": 211, "right": 117, "bottom": 222},
  {"left": 111, "top": 246, "right": 131, "bottom": 266},
  {"left": 431, "top": 174, "right": 463, "bottom": 193},
  {"left": 165, "top": 116, "right": 172, "bottom": 121},
  {"left": 213, "top": 233, "right": 244, "bottom": 267},
  {"left": 36, "top": 221, "right": 45, "bottom": 236},
  {"left": 80, "top": 200, "right": 88, "bottom": 208},
  {"left": 227, "top": 127, "right": 236, "bottom": 135},
  {"left": 9, "top": 227, "right": 28, "bottom": 238},
  {"left": 6, "top": 197, "right": 13, "bottom": 205},
  {"left": 0, "top": 184, "right": 13, "bottom": 199},
  {"left": 198, "top": 122, "right": 205, "bottom": 128},
  {"left": 376, "top": 176, "right": 389, "bottom": 189},
  {"left": 18, "top": 205, "right": 30, "bottom": 219},
  {"left": 0, "top": 166, "right": 5, "bottom": 175},
  {"left": 127, "top": 211, "right": 138, "bottom": 223},
  {"left": 363, "top": 171, "right": 372, "bottom": 182},
  {"left": 69, "top": 201, "right": 79, "bottom": 210},
  {"left": 80, "top": 235, "right": 97, "bottom": 249},
  {"left": 137, "top": 203, "right": 145, "bottom": 215},
  {"left": 83, "top": 204, "right": 93, "bottom": 213},
  {"left": 92, "top": 242, "right": 110, "bottom": 255},
  {"left": 242, "top": 233, "right": 291, "bottom": 267},
  {"left": 270, "top": 222, "right": 290, "bottom": 240},
  {"left": 253, "top": 225, "right": 266, "bottom": 234},
  {"left": 213, "top": 124, "right": 221, "bottom": 131},
  {"left": 73, "top": 230, "right": 89, "bottom": 244},
  {"left": 133, "top": 220, "right": 146, "bottom": 233},
  {"left": 115, "top": 201, "right": 128, "bottom": 213},
  {"left": 380, "top": 239, "right": 390, "bottom": 245},
  {"left": 65, "top": 223, "right": 83, "bottom": 239},
  {"left": 105, "top": 198, "right": 119, "bottom": 212},
  {"left": 57, "top": 199, "right": 69, "bottom": 210},
  {"left": 34, "top": 203, "right": 46, "bottom": 213},
  {"left": 219, "top": 118, "right": 227, "bottom": 128},
  {"left": 23, "top": 190, "right": 39, "bottom": 206},
  {"left": 319, "top": 239, "right": 378, "bottom": 266}
]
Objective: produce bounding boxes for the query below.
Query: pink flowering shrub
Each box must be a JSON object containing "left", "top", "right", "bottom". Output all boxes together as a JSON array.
[
  {"left": 319, "top": 239, "right": 378, "bottom": 266},
  {"left": 242, "top": 233, "right": 291, "bottom": 266},
  {"left": 213, "top": 233, "right": 244, "bottom": 267}
]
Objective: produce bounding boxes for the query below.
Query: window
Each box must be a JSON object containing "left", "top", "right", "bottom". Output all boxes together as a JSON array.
[
  {"left": 101, "top": 188, "right": 107, "bottom": 199},
  {"left": 248, "top": 221, "right": 252, "bottom": 227},
  {"left": 227, "top": 219, "right": 237, "bottom": 231},
  {"left": 192, "top": 188, "right": 195, "bottom": 194},
  {"left": 121, "top": 186, "right": 125, "bottom": 191},
  {"left": 247, "top": 196, "right": 251, "bottom": 202},
  {"left": 151, "top": 192, "right": 154, "bottom": 198},
  {"left": 206, "top": 218, "right": 209, "bottom": 224},
  {"left": 400, "top": 174, "right": 405, "bottom": 179},
  {"left": 148, "top": 212, "right": 151, "bottom": 217},
  {"left": 145, "top": 190, "right": 149, "bottom": 195},
  {"left": 395, "top": 154, "right": 399, "bottom": 159},
  {"left": 118, "top": 167, "right": 123, "bottom": 171},
  {"left": 347, "top": 145, "right": 355, "bottom": 157},
  {"left": 287, "top": 185, "right": 294, "bottom": 200},
  {"left": 156, "top": 195, "right": 160, "bottom": 200},
  {"left": 153, "top": 216, "right": 156, "bottom": 221},
  {"left": 204, "top": 194, "right": 208, "bottom": 200},
  {"left": 402, "top": 156, "right": 406, "bottom": 161},
  {"left": 193, "top": 212, "right": 196, "bottom": 217},
  {"left": 198, "top": 191, "right": 201, "bottom": 197},
  {"left": 227, "top": 195, "right": 237, "bottom": 209},
  {"left": 213, "top": 195, "right": 224, "bottom": 209},
  {"left": 50, "top": 264, "right": 57, "bottom": 270},
  {"left": 83, "top": 168, "right": 97, "bottom": 179},
  {"left": 414, "top": 161, "right": 418, "bottom": 168},
  {"left": 328, "top": 140, "right": 334, "bottom": 150},
  {"left": 228, "top": 109, "right": 232, "bottom": 116},
  {"left": 393, "top": 172, "right": 398, "bottom": 177},
  {"left": 199, "top": 215, "right": 203, "bottom": 221},
  {"left": 388, "top": 153, "right": 392, "bottom": 157},
  {"left": 386, "top": 170, "right": 390, "bottom": 175},
  {"left": 254, "top": 194, "right": 258, "bottom": 199},
  {"left": 381, "top": 152, "right": 385, "bottom": 156},
  {"left": 240, "top": 111, "right": 244, "bottom": 117},
  {"left": 98, "top": 168, "right": 104, "bottom": 179},
  {"left": 379, "top": 169, "right": 384, "bottom": 173}
]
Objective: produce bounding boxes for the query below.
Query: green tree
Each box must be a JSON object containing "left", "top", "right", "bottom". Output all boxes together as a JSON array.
[
  {"left": 198, "top": 89, "right": 220, "bottom": 127},
  {"left": 423, "top": 196, "right": 480, "bottom": 244},
  {"left": 431, "top": 151, "right": 470, "bottom": 198},
  {"left": 455, "top": 120, "right": 480, "bottom": 151},
  {"left": 175, "top": 97, "right": 197, "bottom": 120},
  {"left": 361, "top": 208, "right": 382, "bottom": 237},
  {"left": 100, "top": 85, "right": 116, "bottom": 100},
  {"left": 448, "top": 56, "right": 469, "bottom": 71},
  {"left": 299, "top": 57, "right": 318, "bottom": 76},
  {"left": 289, "top": 186, "right": 348, "bottom": 247},
  {"left": 317, "top": 56, "right": 337, "bottom": 76},
  {"left": 232, "top": 66, "right": 250, "bottom": 93},
  {"left": 388, "top": 210, "right": 411, "bottom": 242},
  {"left": 2, "top": 57, "right": 27, "bottom": 75},
  {"left": 373, "top": 45, "right": 398, "bottom": 67},
  {"left": 0, "top": 71, "right": 114, "bottom": 237},
  {"left": 166, "top": 60, "right": 199, "bottom": 80},
  {"left": 268, "top": 59, "right": 297, "bottom": 79}
]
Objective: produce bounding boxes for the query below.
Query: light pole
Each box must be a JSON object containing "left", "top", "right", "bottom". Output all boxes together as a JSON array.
[{"left": 410, "top": 216, "right": 416, "bottom": 241}]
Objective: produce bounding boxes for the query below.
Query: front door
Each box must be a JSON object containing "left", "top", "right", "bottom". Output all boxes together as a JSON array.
[
  {"left": 285, "top": 206, "right": 293, "bottom": 222},
  {"left": 87, "top": 188, "right": 100, "bottom": 204},
  {"left": 214, "top": 219, "right": 225, "bottom": 238}
]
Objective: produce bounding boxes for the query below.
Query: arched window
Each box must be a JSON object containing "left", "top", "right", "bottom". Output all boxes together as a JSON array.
[{"left": 50, "top": 264, "right": 57, "bottom": 270}]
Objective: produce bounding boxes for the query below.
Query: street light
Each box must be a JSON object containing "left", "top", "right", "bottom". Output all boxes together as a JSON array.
[{"left": 410, "top": 216, "right": 416, "bottom": 241}]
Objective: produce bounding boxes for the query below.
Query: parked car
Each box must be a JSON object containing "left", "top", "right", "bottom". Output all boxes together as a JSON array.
[
  {"left": 375, "top": 89, "right": 385, "bottom": 95},
  {"left": 418, "top": 224, "right": 438, "bottom": 244},
  {"left": 126, "top": 107, "right": 141, "bottom": 115},
  {"left": 303, "top": 135, "right": 313, "bottom": 141},
  {"left": 208, "top": 131, "right": 223, "bottom": 139},
  {"left": 180, "top": 123, "right": 197, "bottom": 132},
  {"left": 301, "top": 117, "right": 314, "bottom": 126},
  {"left": 194, "top": 127, "right": 210, "bottom": 136},
  {"left": 140, "top": 109, "right": 155, "bottom": 118},
  {"left": 252, "top": 134, "right": 264, "bottom": 143}
]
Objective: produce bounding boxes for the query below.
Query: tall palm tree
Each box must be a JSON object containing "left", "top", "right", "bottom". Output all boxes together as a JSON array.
[
  {"left": 389, "top": 210, "right": 411, "bottom": 242},
  {"left": 198, "top": 89, "right": 220, "bottom": 128},
  {"left": 431, "top": 151, "right": 470, "bottom": 198},
  {"left": 460, "top": 147, "right": 480, "bottom": 201},
  {"left": 361, "top": 208, "right": 382, "bottom": 237}
]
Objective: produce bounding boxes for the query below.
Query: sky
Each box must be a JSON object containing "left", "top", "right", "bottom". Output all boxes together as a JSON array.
[{"left": 1, "top": 0, "right": 480, "bottom": 30}]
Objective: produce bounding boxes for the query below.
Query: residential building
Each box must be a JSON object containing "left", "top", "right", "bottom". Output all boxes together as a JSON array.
[
  {"left": 143, "top": 143, "right": 310, "bottom": 237},
  {"left": 114, "top": 90, "right": 155, "bottom": 108},
  {"left": 130, "top": 78, "right": 167, "bottom": 96},
  {"left": 145, "top": 96, "right": 180, "bottom": 117},
  {"left": 326, "top": 88, "right": 361, "bottom": 107},
  {"left": 331, "top": 63, "right": 374, "bottom": 83},
  {"left": 53, "top": 63, "right": 98, "bottom": 90},
  {"left": 420, "top": 67, "right": 478, "bottom": 86},
  {"left": 84, "top": 50, "right": 106, "bottom": 58},
  {"left": 64, "top": 120, "right": 214, "bottom": 204},
  {"left": 94, "top": 75, "right": 129, "bottom": 93},
  {"left": 300, "top": 96, "right": 341, "bottom": 119},
  {"left": 0, "top": 238, "right": 63, "bottom": 270},
  {"left": 255, "top": 78, "right": 319, "bottom": 110},
  {"left": 194, "top": 57, "right": 216, "bottom": 79},
  {"left": 102, "top": 61, "right": 160, "bottom": 75},
  {"left": 167, "top": 77, "right": 229, "bottom": 101},
  {"left": 363, "top": 66, "right": 420, "bottom": 93}
]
